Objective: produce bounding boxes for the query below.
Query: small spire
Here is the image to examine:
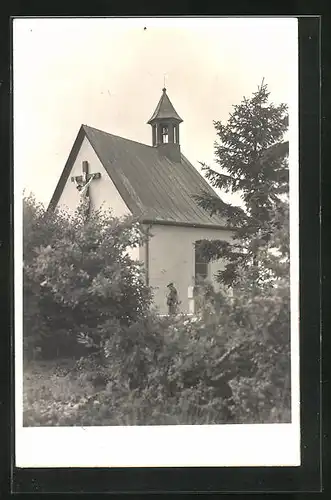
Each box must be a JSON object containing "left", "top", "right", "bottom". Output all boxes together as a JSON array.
[{"left": 147, "top": 87, "right": 183, "bottom": 125}]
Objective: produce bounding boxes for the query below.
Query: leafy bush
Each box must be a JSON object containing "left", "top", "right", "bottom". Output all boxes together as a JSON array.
[
  {"left": 68, "top": 277, "right": 290, "bottom": 426},
  {"left": 24, "top": 279, "right": 290, "bottom": 426},
  {"left": 23, "top": 189, "right": 290, "bottom": 425}
]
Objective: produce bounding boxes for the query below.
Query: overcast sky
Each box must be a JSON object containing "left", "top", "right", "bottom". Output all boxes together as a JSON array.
[{"left": 13, "top": 17, "right": 298, "bottom": 207}]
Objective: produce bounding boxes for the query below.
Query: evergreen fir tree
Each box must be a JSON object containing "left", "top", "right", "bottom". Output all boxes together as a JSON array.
[{"left": 196, "top": 81, "right": 289, "bottom": 287}]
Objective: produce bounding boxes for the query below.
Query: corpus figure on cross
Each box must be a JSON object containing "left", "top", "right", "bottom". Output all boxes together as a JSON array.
[{"left": 71, "top": 160, "right": 101, "bottom": 219}]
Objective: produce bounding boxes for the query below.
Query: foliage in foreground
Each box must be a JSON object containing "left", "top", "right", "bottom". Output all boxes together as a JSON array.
[
  {"left": 23, "top": 195, "right": 152, "bottom": 359},
  {"left": 24, "top": 277, "right": 290, "bottom": 426},
  {"left": 23, "top": 155, "right": 291, "bottom": 426}
]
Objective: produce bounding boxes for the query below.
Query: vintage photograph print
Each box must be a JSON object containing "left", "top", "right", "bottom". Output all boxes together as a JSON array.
[{"left": 14, "top": 17, "right": 300, "bottom": 468}]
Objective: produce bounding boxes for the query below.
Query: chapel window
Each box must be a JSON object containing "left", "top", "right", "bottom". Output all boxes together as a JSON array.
[
  {"left": 162, "top": 126, "right": 169, "bottom": 143},
  {"left": 195, "top": 240, "right": 209, "bottom": 283}
]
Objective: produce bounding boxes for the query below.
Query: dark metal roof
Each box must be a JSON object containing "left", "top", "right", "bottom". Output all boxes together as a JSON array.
[
  {"left": 49, "top": 124, "right": 228, "bottom": 228},
  {"left": 147, "top": 88, "right": 183, "bottom": 124}
]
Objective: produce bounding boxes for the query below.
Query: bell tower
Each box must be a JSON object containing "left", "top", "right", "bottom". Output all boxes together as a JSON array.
[{"left": 147, "top": 88, "right": 183, "bottom": 162}]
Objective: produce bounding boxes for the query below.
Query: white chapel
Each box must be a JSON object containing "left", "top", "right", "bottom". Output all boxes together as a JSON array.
[{"left": 49, "top": 88, "right": 232, "bottom": 314}]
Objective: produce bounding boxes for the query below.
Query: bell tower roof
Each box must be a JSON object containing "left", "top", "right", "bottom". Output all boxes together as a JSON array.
[{"left": 147, "top": 88, "right": 183, "bottom": 125}]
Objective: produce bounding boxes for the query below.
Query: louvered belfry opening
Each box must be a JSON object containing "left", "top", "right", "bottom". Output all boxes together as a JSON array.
[{"left": 147, "top": 88, "right": 183, "bottom": 162}]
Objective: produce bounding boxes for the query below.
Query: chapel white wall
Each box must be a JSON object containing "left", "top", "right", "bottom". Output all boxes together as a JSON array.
[{"left": 143, "top": 224, "right": 233, "bottom": 314}]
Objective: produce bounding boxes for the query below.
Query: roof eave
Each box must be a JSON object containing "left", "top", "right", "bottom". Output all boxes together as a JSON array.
[
  {"left": 141, "top": 218, "right": 234, "bottom": 231},
  {"left": 147, "top": 116, "right": 183, "bottom": 125},
  {"left": 47, "top": 124, "right": 86, "bottom": 211}
]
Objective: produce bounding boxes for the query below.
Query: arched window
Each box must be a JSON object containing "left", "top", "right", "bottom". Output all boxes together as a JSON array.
[{"left": 161, "top": 126, "right": 169, "bottom": 143}]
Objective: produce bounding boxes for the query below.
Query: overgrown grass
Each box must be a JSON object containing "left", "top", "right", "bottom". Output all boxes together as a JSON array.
[
  {"left": 23, "top": 359, "right": 99, "bottom": 426},
  {"left": 23, "top": 359, "right": 223, "bottom": 426},
  {"left": 23, "top": 355, "right": 291, "bottom": 427}
]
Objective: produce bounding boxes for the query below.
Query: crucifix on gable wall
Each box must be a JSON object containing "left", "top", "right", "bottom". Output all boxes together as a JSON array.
[{"left": 71, "top": 161, "right": 101, "bottom": 217}]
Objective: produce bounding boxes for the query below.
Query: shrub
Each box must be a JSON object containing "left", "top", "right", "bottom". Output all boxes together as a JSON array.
[
  {"left": 23, "top": 195, "right": 152, "bottom": 360},
  {"left": 23, "top": 192, "right": 290, "bottom": 425},
  {"left": 74, "top": 278, "right": 290, "bottom": 425}
]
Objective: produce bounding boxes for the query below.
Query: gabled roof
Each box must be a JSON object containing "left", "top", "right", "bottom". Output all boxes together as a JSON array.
[
  {"left": 48, "top": 125, "right": 228, "bottom": 229},
  {"left": 147, "top": 88, "right": 183, "bottom": 124}
]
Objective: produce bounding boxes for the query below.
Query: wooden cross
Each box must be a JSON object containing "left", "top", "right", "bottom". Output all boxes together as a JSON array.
[{"left": 71, "top": 161, "right": 101, "bottom": 197}]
